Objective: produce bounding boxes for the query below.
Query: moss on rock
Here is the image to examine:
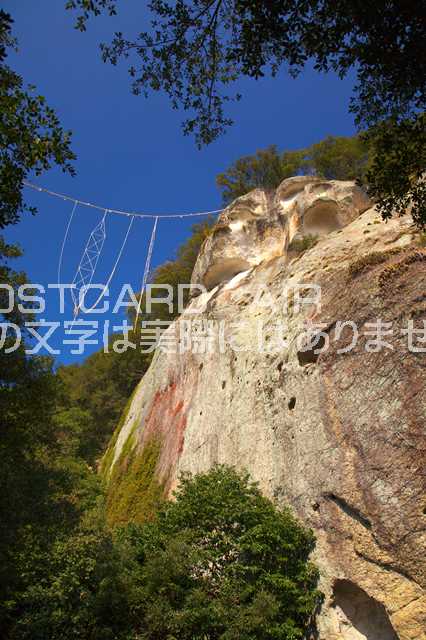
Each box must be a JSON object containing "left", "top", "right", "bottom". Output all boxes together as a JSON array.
[
  {"left": 288, "top": 233, "right": 318, "bottom": 254},
  {"left": 100, "top": 386, "right": 139, "bottom": 478},
  {"left": 347, "top": 247, "right": 403, "bottom": 278},
  {"left": 105, "top": 434, "right": 165, "bottom": 527}
]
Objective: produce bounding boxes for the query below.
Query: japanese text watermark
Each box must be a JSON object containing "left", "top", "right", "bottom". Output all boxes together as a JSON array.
[{"left": 1, "top": 282, "right": 425, "bottom": 356}]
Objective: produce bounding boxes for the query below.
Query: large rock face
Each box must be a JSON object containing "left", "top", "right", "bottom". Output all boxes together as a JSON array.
[{"left": 104, "top": 177, "right": 426, "bottom": 639}]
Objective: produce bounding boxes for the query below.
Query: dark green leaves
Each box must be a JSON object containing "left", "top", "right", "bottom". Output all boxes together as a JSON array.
[
  {"left": 363, "top": 113, "right": 426, "bottom": 229},
  {"left": 127, "top": 465, "right": 322, "bottom": 640},
  {"left": 66, "top": 1, "right": 426, "bottom": 222},
  {"left": 0, "top": 12, "right": 75, "bottom": 228}
]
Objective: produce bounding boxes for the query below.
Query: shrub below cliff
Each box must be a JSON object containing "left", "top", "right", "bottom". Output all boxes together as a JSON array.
[
  {"left": 9, "top": 466, "right": 322, "bottom": 640},
  {"left": 126, "top": 465, "right": 322, "bottom": 640}
]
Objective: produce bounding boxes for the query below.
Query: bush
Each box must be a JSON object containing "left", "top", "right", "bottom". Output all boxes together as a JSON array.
[
  {"left": 288, "top": 234, "right": 318, "bottom": 254},
  {"left": 6, "top": 466, "right": 322, "bottom": 640},
  {"left": 8, "top": 525, "right": 136, "bottom": 640},
  {"left": 127, "top": 465, "right": 322, "bottom": 639}
]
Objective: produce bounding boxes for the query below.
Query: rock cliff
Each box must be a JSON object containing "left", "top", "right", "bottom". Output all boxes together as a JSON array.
[{"left": 103, "top": 177, "right": 426, "bottom": 639}]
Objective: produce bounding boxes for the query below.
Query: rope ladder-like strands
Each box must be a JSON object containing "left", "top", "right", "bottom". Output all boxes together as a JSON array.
[
  {"left": 70, "top": 211, "right": 107, "bottom": 316},
  {"left": 29, "top": 179, "right": 221, "bottom": 320},
  {"left": 57, "top": 200, "right": 78, "bottom": 286},
  {"left": 82, "top": 214, "right": 135, "bottom": 313}
]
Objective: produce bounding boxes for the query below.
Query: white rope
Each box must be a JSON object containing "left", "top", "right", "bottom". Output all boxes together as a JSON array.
[
  {"left": 58, "top": 200, "right": 77, "bottom": 286},
  {"left": 82, "top": 215, "right": 135, "bottom": 312},
  {"left": 24, "top": 180, "right": 223, "bottom": 219},
  {"left": 134, "top": 216, "right": 159, "bottom": 330}
]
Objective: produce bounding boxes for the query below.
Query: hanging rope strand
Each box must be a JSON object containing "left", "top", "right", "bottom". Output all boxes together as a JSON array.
[
  {"left": 24, "top": 180, "right": 223, "bottom": 219},
  {"left": 134, "top": 216, "right": 159, "bottom": 330},
  {"left": 58, "top": 200, "right": 78, "bottom": 286}
]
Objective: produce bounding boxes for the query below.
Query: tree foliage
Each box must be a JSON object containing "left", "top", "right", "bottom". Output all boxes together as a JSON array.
[
  {"left": 125, "top": 465, "right": 322, "bottom": 639},
  {"left": 309, "top": 135, "right": 369, "bottom": 182},
  {"left": 0, "top": 10, "right": 75, "bottom": 228},
  {"left": 66, "top": 1, "right": 425, "bottom": 142},
  {"left": 0, "top": 238, "right": 100, "bottom": 635},
  {"left": 67, "top": 1, "right": 426, "bottom": 225},
  {"left": 217, "top": 145, "right": 292, "bottom": 204},
  {"left": 8, "top": 521, "right": 135, "bottom": 640},
  {"left": 9, "top": 465, "right": 321, "bottom": 639},
  {"left": 56, "top": 342, "right": 147, "bottom": 465},
  {"left": 362, "top": 113, "right": 426, "bottom": 228},
  {"left": 217, "top": 135, "right": 369, "bottom": 204}
]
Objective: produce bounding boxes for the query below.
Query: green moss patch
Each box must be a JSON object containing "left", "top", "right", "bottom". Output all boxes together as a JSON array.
[
  {"left": 348, "top": 247, "right": 403, "bottom": 278},
  {"left": 288, "top": 233, "right": 318, "bottom": 254},
  {"left": 105, "top": 434, "right": 165, "bottom": 527},
  {"left": 100, "top": 385, "right": 139, "bottom": 478}
]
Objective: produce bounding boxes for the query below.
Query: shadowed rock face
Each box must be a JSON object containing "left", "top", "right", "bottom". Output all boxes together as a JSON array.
[
  {"left": 105, "top": 178, "right": 426, "bottom": 639},
  {"left": 332, "top": 580, "right": 399, "bottom": 639}
]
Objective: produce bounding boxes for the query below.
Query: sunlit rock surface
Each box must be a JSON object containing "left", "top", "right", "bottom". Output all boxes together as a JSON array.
[
  {"left": 105, "top": 177, "right": 426, "bottom": 640},
  {"left": 191, "top": 177, "right": 371, "bottom": 291}
]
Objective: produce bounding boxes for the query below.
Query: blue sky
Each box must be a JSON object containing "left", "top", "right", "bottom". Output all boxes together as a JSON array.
[{"left": 3, "top": 1, "right": 357, "bottom": 363}]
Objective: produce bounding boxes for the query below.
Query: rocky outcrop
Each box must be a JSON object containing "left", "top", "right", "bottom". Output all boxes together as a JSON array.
[
  {"left": 104, "top": 177, "right": 426, "bottom": 639},
  {"left": 191, "top": 177, "right": 371, "bottom": 290}
]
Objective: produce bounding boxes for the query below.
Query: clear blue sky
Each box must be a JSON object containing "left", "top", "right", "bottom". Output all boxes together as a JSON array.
[{"left": 4, "top": 1, "right": 357, "bottom": 363}]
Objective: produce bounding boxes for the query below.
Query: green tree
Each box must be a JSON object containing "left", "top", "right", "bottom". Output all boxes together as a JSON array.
[
  {"left": 0, "top": 238, "right": 100, "bottom": 635},
  {"left": 216, "top": 145, "right": 301, "bottom": 205},
  {"left": 5, "top": 462, "right": 322, "bottom": 639},
  {"left": 56, "top": 342, "right": 147, "bottom": 465},
  {"left": 127, "top": 465, "right": 322, "bottom": 639},
  {"left": 309, "top": 135, "right": 369, "bottom": 182},
  {"left": 216, "top": 136, "right": 369, "bottom": 204},
  {"left": 362, "top": 113, "right": 426, "bottom": 228},
  {"left": 66, "top": 0, "right": 425, "bottom": 145},
  {"left": 8, "top": 522, "right": 136, "bottom": 640},
  {"left": 66, "top": 1, "right": 426, "bottom": 225},
  {"left": 0, "top": 10, "right": 75, "bottom": 228}
]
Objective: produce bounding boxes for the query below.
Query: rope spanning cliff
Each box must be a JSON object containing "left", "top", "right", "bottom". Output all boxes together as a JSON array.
[
  {"left": 25, "top": 180, "right": 222, "bottom": 320},
  {"left": 23, "top": 180, "right": 223, "bottom": 219}
]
